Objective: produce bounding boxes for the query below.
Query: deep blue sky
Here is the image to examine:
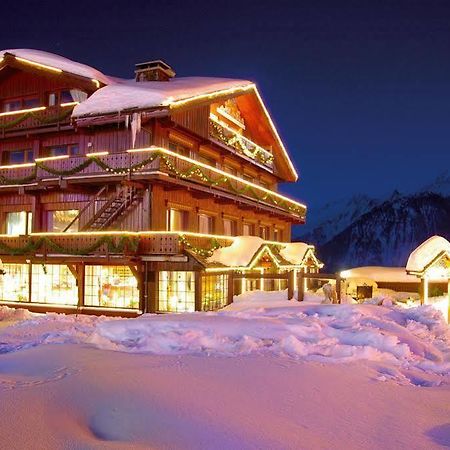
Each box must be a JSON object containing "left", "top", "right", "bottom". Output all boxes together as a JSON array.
[{"left": 1, "top": 0, "right": 450, "bottom": 211}]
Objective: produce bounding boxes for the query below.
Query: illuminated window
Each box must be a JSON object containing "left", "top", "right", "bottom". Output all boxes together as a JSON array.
[
  {"left": 259, "top": 225, "right": 270, "bottom": 240},
  {"left": 31, "top": 264, "right": 78, "bottom": 305},
  {"left": 6, "top": 211, "right": 32, "bottom": 235},
  {"left": 243, "top": 222, "right": 254, "bottom": 236},
  {"left": 166, "top": 208, "right": 188, "bottom": 231},
  {"left": 198, "top": 213, "right": 214, "bottom": 234},
  {"left": 158, "top": 271, "right": 195, "bottom": 312},
  {"left": 223, "top": 218, "right": 237, "bottom": 236},
  {"left": 0, "top": 263, "right": 29, "bottom": 302},
  {"left": 202, "top": 274, "right": 228, "bottom": 311},
  {"left": 2, "top": 149, "right": 34, "bottom": 165},
  {"left": 47, "top": 209, "right": 79, "bottom": 232},
  {"left": 273, "top": 228, "right": 283, "bottom": 242},
  {"left": 84, "top": 265, "right": 139, "bottom": 309},
  {"left": 168, "top": 140, "right": 191, "bottom": 158}
]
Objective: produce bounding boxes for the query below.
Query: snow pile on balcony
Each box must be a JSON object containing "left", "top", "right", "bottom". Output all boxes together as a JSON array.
[
  {"left": 340, "top": 266, "right": 419, "bottom": 283},
  {"left": 208, "top": 236, "right": 265, "bottom": 267},
  {"left": 73, "top": 77, "right": 253, "bottom": 117},
  {"left": 406, "top": 235, "right": 450, "bottom": 274},
  {"left": 0, "top": 49, "right": 111, "bottom": 85}
]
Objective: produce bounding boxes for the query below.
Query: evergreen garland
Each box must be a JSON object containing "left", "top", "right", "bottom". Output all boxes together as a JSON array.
[
  {"left": 0, "top": 151, "right": 304, "bottom": 214},
  {"left": 178, "top": 234, "right": 221, "bottom": 258},
  {"left": 0, "top": 235, "right": 139, "bottom": 256}
]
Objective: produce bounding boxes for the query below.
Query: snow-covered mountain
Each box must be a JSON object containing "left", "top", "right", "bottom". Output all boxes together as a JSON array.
[{"left": 296, "top": 173, "right": 450, "bottom": 271}]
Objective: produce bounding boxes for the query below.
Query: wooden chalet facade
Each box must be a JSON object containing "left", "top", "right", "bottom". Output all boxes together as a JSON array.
[{"left": 0, "top": 49, "right": 317, "bottom": 315}]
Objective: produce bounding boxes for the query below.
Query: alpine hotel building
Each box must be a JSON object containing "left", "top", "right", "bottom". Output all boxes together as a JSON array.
[{"left": 0, "top": 49, "right": 321, "bottom": 315}]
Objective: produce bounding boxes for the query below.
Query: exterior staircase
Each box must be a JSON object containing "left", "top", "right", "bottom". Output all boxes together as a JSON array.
[{"left": 63, "top": 184, "right": 144, "bottom": 232}]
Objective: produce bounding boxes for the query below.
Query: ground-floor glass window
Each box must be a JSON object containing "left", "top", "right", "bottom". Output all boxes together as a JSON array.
[
  {"left": 84, "top": 265, "right": 139, "bottom": 309},
  {"left": 0, "top": 263, "right": 29, "bottom": 302},
  {"left": 202, "top": 274, "right": 228, "bottom": 311},
  {"left": 31, "top": 264, "right": 78, "bottom": 305},
  {"left": 158, "top": 271, "right": 195, "bottom": 312}
]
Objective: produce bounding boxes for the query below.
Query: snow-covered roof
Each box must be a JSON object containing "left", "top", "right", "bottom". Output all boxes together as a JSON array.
[
  {"left": 340, "top": 266, "right": 419, "bottom": 283},
  {"left": 72, "top": 77, "right": 253, "bottom": 117},
  {"left": 0, "top": 49, "right": 111, "bottom": 85},
  {"left": 208, "top": 237, "right": 319, "bottom": 268},
  {"left": 208, "top": 236, "right": 265, "bottom": 267},
  {"left": 406, "top": 236, "right": 450, "bottom": 274},
  {"left": 279, "top": 242, "right": 314, "bottom": 265}
]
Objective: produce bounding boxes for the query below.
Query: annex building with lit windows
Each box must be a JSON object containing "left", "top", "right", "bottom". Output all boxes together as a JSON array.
[{"left": 0, "top": 49, "right": 320, "bottom": 315}]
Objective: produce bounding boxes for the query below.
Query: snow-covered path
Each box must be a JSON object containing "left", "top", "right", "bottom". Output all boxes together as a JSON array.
[
  {"left": 0, "top": 292, "right": 449, "bottom": 449},
  {"left": 0, "top": 344, "right": 448, "bottom": 450}
]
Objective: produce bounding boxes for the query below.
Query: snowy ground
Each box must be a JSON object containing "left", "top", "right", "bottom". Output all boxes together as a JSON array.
[{"left": 0, "top": 292, "right": 449, "bottom": 449}]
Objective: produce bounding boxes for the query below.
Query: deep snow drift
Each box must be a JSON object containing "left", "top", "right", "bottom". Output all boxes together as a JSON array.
[{"left": 0, "top": 292, "right": 449, "bottom": 449}]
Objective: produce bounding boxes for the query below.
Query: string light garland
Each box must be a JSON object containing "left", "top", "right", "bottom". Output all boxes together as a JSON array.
[
  {"left": 178, "top": 234, "right": 221, "bottom": 258},
  {"left": 0, "top": 148, "right": 306, "bottom": 215}
]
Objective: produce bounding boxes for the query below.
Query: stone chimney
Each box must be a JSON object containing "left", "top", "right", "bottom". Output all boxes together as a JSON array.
[{"left": 134, "top": 60, "right": 175, "bottom": 82}]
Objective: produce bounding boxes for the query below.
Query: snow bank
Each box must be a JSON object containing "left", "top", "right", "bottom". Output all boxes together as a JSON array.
[{"left": 0, "top": 291, "right": 448, "bottom": 385}]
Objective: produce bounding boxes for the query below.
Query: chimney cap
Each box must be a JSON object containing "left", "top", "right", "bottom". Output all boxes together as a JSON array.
[{"left": 135, "top": 60, "right": 175, "bottom": 80}]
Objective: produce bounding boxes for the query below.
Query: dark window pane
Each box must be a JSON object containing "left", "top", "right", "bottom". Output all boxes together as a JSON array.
[
  {"left": 60, "top": 91, "right": 73, "bottom": 103},
  {"left": 3, "top": 100, "right": 22, "bottom": 112},
  {"left": 23, "top": 98, "right": 40, "bottom": 109}
]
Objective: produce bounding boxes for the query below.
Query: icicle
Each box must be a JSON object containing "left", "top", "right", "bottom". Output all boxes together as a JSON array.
[
  {"left": 124, "top": 114, "right": 129, "bottom": 129},
  {"left": 130, "top": 112, "right": 142, "bottom": 148}
]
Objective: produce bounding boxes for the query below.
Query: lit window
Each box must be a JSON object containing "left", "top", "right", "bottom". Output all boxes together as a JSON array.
[
  {"left": 0, "top": 263, "right": 29, "bottom": 302},
  {"left": 274, "top": 228, "right": 283, "bottom": 242},
  {"left": 242, "top": 222, "right": 254, "bottom": 236},
  {"left": 158, "top": 271, "right": 195, "bottom": 312},
  {"left": 31, "top": 264, "right": 78, "bottom": 305},
  {"left": 198, "top": 213, "right": 214, "bottom": 234},
  {"left": 84, "top": 265, "right": 139, "bottom": 309},
  {"left": 223, "top": 218, "right": 237, "bottom": 236},
  {"left": 48, "top": 209, "right": 79, "bottom": 232},
  {"left": 166, "top": 208, "right": 188, "bottom": 231},
  {"left": 6, "top": 211, "right": 32, "bottom": 235},
  {"left": 202, "top": 274, "right": 228, "bottom": 311},
  {"left": 259, "top": 225, "right": 270, "bottom": 240}
]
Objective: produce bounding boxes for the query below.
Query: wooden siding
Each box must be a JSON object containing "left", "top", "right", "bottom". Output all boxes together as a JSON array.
[{"left": 171, "top": 105, "right": 210, "bottom": 138}]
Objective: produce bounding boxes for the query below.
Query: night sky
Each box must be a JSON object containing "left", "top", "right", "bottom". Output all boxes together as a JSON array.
[{"left": 1, "top": 0, "right": 450, "bottom": 214}]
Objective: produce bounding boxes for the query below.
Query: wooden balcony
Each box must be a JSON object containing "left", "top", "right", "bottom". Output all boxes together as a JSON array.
[
  {"left": 0, "top": 232, "right": 233, "bottom": 259},
  {"left": 0, "top": 147, "right": 306, "bottom": 219},
  {"left": 0, "top": 104, "right": 74, "bottom": 135},
  {"left": 209, "top": 115, "right": 274, "bottom": 170}
]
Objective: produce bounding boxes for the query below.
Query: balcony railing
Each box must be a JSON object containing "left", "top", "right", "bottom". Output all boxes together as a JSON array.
[
  {"left": 0, "top": 103, "right": 76, "bottom": 132},
  {"left": 0, "top": 232, "right": 234, "bottom": 258},
  {"left": 0, "top": 147, "right": 306, "bottom": 218},
  {"left": 209, "top": 114, "right": 274, "bottom": 169}
]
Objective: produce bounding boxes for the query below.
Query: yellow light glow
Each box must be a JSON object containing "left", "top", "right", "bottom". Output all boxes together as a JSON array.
[
  {"left": 252, "top": 86, "right": 298, "bottom": 181},
  {"left": 86, "top": 151, "right": 109, "bottom": 157},
  {"left": 209, "top": 114, "right": 272, "bottom": 159},
  {"left": 163, "top": 84, "right": 255, "bottom": 108},
  {"left": 0, "top": 162, "right": 36, "bottom": 170},
  {"left": 248, "top": 245, "right": 281, "bottom": 269},
  {"left": 15, "top": 56, "right": 62, "bottom": 73},
  {"left": 92, "top": 79, "right": 100, "bottom": 88},
  {"left": 0, "top": 106, "right": 46, "bottom": 118},
  {"left": 60, "top": 101, "right": 79, "bottom": 107},
  {"left": 35, "top": 155, "right": 70, "bottom": 162},
  {"left": 126, "top": 146, "right": 307, "bottom": 211}
]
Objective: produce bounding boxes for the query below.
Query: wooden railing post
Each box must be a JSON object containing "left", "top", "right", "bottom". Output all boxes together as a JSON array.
[
  {"left": 227, "top": 271, "right": 234, "bottom": 305},
  {"left": 195, "top": 271, "right": 202, "bottom": 311},
  {"left": 297, "top": 271, "right": 304, "bottom": 302},
  {"left": 287, "top": 270, "right": 294, "bottom": 300},
  {"left": 336, "top": 273, "right": 342, "bottom": 304}
]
